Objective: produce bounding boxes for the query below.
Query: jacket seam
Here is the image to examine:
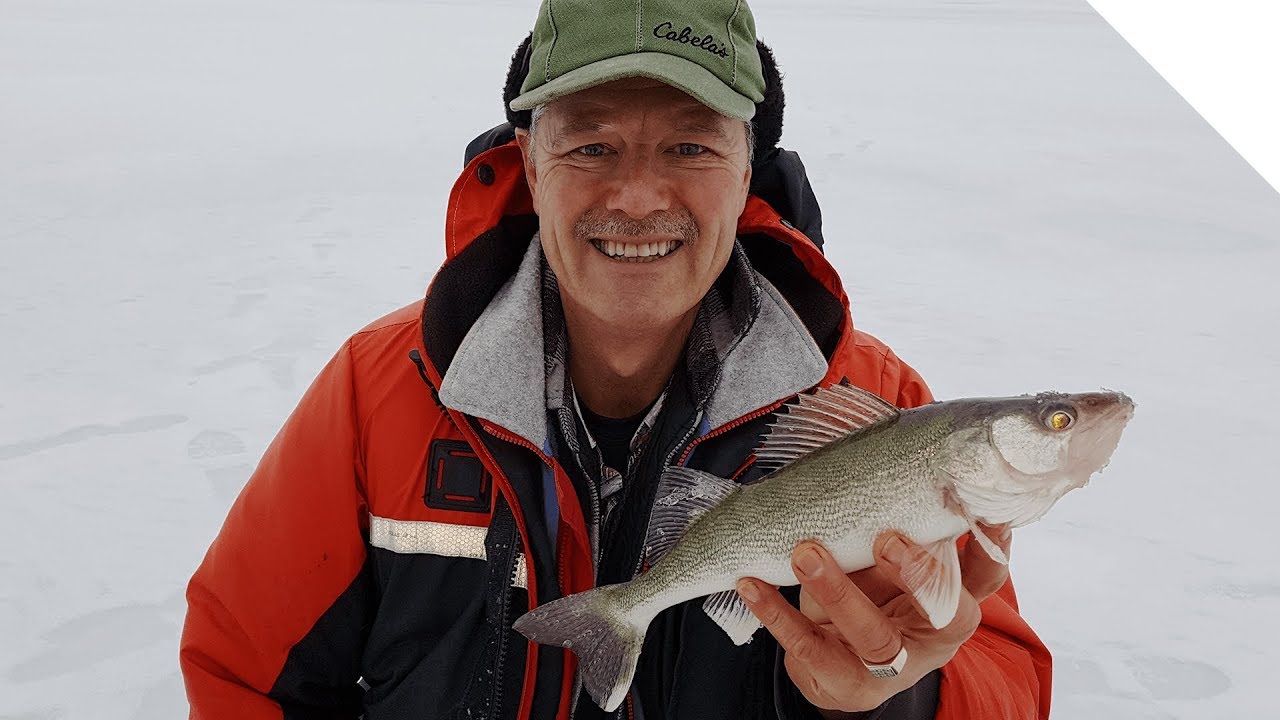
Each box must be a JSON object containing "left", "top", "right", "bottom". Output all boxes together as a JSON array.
[
  {"left": 352, "top": 316, "right": 418, "bottom": 339},
  {"left": 449, "top": 168, "right": 478, "bottom": 257},
  {"left": 876, "top": 345, "right": 893, "bottom": 401},
  {"left": 348, "top": 318, "right": 435, "bottom": 478},
  {"left": 344, "top": 339, "right": 370, "bottom": 497}
]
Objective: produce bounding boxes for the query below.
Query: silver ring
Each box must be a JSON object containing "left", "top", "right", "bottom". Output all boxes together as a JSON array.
[{"left": 860, "top": 646, "right": 908, "bottom": 679}]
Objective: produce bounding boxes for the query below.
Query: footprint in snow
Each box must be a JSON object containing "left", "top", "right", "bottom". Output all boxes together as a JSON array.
[
  {"left": 187, "top": 430, "right": 251, "bottom": 499},
  {"left": 1125, "top": 655, "right": 1232, "bottom": 701},
  {"left": 5, "top": 604, "right": 176, "bottom": 683}
]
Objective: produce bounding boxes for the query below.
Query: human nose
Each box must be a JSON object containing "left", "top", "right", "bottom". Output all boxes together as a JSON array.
[{"left": 604, "top": 152, "right": 673, "bottom": 219}]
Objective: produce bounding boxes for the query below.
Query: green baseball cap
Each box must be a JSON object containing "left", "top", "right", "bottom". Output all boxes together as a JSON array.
[{"left": 510, "top": 0, "right": 766, "bottom": 121}]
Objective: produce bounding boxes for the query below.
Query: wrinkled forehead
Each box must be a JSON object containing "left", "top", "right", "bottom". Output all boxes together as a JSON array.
[{"left": 540, "top": 78, "right": 738, "bottom": 138}]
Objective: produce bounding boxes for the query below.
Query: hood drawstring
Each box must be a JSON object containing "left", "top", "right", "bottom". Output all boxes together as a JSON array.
[{"left": 408, "top": 349, "right": 452, "bottom": 421}]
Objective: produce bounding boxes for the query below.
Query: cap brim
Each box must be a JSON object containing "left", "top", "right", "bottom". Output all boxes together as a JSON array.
[{"left": 510, "top": 52, "right": 756, "bottom": 121}]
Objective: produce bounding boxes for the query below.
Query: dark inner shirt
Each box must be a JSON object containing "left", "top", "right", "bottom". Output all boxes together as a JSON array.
[{"left": 577, "top": 400, "right": 654, "bottom": 473}]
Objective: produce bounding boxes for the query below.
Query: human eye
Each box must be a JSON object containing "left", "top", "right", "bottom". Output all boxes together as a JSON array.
[
  {"left": 673, "top": 143, "right": 707, "bottom": 157},
  {"left": 572, "top": 143, "right": 610, "bottom": 158}
]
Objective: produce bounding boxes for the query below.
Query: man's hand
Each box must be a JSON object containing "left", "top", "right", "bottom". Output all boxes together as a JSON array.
[{"left": 736, "top": 525, "right": 1012, "bottom": 715}]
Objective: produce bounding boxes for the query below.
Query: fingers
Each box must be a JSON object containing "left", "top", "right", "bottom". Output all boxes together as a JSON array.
[
  {"left": 790, "top": 543, "right": 905, "bottom": 664},
  {"left": 736, "top": 578, "right": 864, "bottom": 673},
  {"left": 800, "top": 565, "right": 902, "bottom": 622},
  {"left": 869, "top": 532, "right": 985, "bottom": 641},
  {"left": 958, "top": 523, "right": 1012, "bottom": 602}
]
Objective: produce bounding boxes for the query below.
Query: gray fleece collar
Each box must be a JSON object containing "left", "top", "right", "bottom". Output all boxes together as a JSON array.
[{"left": 438, "top": 236, "right": 828, "bottom": 447}]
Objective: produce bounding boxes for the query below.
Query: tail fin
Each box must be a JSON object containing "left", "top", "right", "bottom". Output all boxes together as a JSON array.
[{"left": 513, "top": 584, "right": 647, "bottom": 712}]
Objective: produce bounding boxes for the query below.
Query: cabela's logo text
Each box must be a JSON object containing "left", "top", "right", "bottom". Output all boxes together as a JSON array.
[{"left": 653, "top": 22, "right": 730, "bottom": 59}]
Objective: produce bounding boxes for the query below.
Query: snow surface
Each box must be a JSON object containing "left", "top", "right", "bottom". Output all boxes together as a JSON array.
[{"left": 2, "top": 0, "right": 1278, "bottom": 718}]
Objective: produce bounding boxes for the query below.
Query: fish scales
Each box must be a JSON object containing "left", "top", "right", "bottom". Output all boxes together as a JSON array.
[
  {"left": 513, "top": 387, "right": 1135, "bottom": 712},
  {"left": 632, "top": 412, "right": 959, "bottom": 614}
]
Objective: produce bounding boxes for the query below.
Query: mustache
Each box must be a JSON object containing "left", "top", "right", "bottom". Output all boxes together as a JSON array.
[{"left": 574, "top": 209, "right": 699, "bottom": 243}]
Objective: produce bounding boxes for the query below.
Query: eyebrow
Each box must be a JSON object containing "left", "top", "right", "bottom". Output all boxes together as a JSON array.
[
  {"left": 672, "top": 118, "right": 731, "bottom": 141},
  {"left": 545, "top": 108, "right": 733, "bottom": 146},
  {"left": 547, "top": 116, "right": 610, "bottom": 147}
]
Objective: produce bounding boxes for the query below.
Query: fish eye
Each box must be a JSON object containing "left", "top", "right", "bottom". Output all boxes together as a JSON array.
[{"left": 1044, "top": 409, "right": 1075, "bottom": 431}]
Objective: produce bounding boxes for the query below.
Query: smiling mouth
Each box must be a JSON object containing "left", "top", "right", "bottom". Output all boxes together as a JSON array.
[{"left": 590, "top": 239, "right": 684, "bottom": 263}]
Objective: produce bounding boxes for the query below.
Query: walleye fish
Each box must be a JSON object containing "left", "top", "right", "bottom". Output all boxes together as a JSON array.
[{"left": 514, "top": 384, "right": 1134, "bottom": 711}]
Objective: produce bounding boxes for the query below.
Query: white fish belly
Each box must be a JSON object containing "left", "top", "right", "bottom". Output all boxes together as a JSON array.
[{"left": 634, "top": 502, "right": 969, "bottom": 619}]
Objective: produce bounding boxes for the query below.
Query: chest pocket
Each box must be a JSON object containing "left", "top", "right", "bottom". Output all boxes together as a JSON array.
[{"left": 362, "top": 496, "right": 529, "bottom": 719}]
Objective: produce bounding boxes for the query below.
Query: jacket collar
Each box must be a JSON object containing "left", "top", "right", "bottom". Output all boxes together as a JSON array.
[{"left": 438, "top": 236, "right": 827, "bottom": 448}]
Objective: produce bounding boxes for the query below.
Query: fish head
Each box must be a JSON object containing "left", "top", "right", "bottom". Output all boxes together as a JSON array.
[{"left": 938, "top": 391, "right": 1135, "bottom": 527}]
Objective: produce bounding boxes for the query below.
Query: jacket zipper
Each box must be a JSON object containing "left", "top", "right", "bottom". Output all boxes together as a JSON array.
[
  {"left": 408, "top": 350, "right": 541, "bottom": 720},
  {"left": 625, "top": 413, "right": 704, "bottom": 581},
  {"left": 482, "top": 419, "right": 599, "bottom": 720},
  {"left": 625, "top": 399, "right": 786, "bottom": 580},
  {"left": 675, "top": 400, "right": 786, "bottom": 467},
  {"left": 488, "top": 519, "right": 520, "bottom": 719},
  {"left": 476, "top": 382, "right": 788, "bottom": 719}
]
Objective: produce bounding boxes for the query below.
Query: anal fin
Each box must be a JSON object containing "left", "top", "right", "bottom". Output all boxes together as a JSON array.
[
  {"left": 902, "top": 538, "right": 963, "bottom": 630},
  {"left": 702, "top": 589, "right": 761, "bottom": 645}
]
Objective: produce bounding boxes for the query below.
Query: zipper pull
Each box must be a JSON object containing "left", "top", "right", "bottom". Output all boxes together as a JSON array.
[
  {"left": 407, "top": 348, "right": 430, "bottom": 384},
  {"left": 408, "top": 349, "right": 451, "bottom": 417}
]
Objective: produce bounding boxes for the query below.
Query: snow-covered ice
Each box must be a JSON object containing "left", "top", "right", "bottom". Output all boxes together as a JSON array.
[{"left": 2, "top": 1, "right": 1277, "bottom": 718}]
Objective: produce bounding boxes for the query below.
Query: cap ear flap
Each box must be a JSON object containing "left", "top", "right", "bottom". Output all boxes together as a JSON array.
[
  {"left": 752, "top": 39, "right": 785, "bottom": 159},
  {"left": 505, "top": 32, "right": 534, "bottom": 129}
]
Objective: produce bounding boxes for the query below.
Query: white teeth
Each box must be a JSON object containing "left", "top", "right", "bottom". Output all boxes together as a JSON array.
[{"left": 594, "top": 239, "right": 680, "bottom": 259}]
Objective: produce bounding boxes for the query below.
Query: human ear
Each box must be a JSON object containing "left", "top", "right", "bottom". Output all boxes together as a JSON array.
[{"left": 515, "top": 128, "right": 539, "bottom": 210}]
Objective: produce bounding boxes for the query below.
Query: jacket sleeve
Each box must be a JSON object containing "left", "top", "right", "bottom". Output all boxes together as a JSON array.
[
  {"left": 884, "top": 348, "right": 1052, "bottom": 720},
  {"left": 180, "top": 341, "right": 372, "bottom": 720}
]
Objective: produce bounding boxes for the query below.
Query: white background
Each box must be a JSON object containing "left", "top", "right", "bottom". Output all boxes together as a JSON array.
[
  {"left": 1087, "top": 1, "right": 1280, "bottom": 194},
  {"left": 1, "top": 1, "right": 1278, "bottom": 719}
]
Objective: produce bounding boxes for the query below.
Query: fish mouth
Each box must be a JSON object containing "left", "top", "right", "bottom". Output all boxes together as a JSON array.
[
  {"left": 1074, "top": 391, "right": 1136, "bottom": 419},
  {"left": 590, "top": 238, "right": 684, "bottom": 263},
  {"left": 1066, "top": 391, "right": 1135, "bottom": 476}
]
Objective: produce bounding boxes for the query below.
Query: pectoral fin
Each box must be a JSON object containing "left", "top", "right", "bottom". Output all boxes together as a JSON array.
[
  {"left": 702, "top": 589, "right": 761, "bottom": 645},
  {"left": 644, "top": 467, "right": 739, "bottom": 565},
  {"left": 902, "top": 538, "right": 963, "bottom": 629},
  {"left": 965, "top": 517, "right": 1009, "bottom": 565}
]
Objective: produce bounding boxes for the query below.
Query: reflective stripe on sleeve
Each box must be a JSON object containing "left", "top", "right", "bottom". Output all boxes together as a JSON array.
[
  {"left": 369, "top": 515, "right": 528, "bottom": 589},
  {"left": 370, "top": 515, "right": 489, "bottom": 559}
]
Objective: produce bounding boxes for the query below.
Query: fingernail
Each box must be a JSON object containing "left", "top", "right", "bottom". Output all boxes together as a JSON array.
[
  {"left": 795, "top": 546, "right": 823, "bottom": 578},
  {"left": 737, "top": 580, "right": 760, "bottom": 603},
  {"left": 880, "top": 535, "right": 909, "bottom": 566}
]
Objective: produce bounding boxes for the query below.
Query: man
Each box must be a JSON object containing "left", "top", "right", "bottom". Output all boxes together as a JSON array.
[{"left": 180, "top": 0, "right": 1051, "bottom": 718}]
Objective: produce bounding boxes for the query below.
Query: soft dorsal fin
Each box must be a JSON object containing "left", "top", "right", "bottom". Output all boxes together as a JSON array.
[
  {"left": 644, "top": 467, "right": 739, "bottom": 565},
  {"left": 754, "top": 383, "right": 900, "bottom": 473}
]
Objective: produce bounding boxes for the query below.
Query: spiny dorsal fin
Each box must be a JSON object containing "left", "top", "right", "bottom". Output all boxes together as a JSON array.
[
  {"left": 644, "top": 467, "right": 739, "bottom": 565},
  {"left": 755, "top": 383, "right": 900, "bottom": 473}
]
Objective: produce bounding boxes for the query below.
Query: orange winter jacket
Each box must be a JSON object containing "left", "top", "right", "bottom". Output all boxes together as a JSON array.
[{"left": 180, "top": 139, "right": 1052, "bottom": 720}]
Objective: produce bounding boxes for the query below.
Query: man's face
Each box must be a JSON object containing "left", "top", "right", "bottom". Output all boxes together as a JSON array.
[{"left": 517, "top": 77, "right": 753, "bottom": 334}]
